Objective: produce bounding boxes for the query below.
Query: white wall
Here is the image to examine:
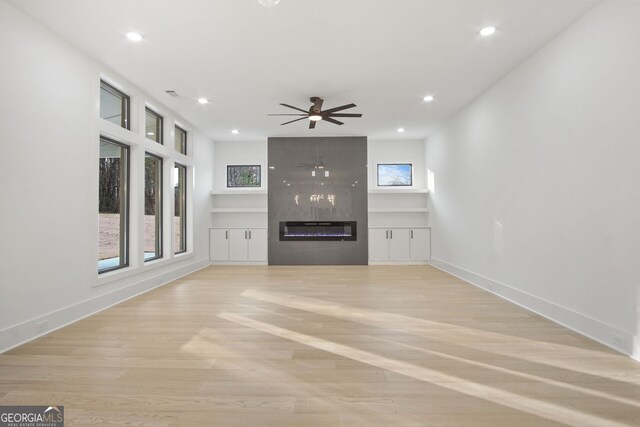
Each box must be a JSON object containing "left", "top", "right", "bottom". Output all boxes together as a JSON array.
[
  {"left": 211, "top": 140, "right": 268, "bottom": 229},
  {"left": 213, "top": 140, "right": 268, "bottom": 193},
  {"left": 425, "top": 2, "right": 640, "bottom": 357},
  {"left": 368, "top": 140, "right": 429, "bottom": 228},
  {"left": 0, "top": 0, "right": 214, "bottom": 352},
  {"left": 211, "top": 139, "right": 425, "bottom": 193},
  {"left": 368, "top": 140, "right": 426, "bottom": 190}
]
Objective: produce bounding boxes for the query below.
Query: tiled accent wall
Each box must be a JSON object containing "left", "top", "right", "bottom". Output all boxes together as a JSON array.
[{"left": 268, "top": 137, "right": 368, "bottom": 265}]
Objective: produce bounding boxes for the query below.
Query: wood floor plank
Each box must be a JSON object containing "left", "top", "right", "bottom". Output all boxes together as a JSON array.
[{"left": 1, "top": 265, "right": 639, "bottom": 426}]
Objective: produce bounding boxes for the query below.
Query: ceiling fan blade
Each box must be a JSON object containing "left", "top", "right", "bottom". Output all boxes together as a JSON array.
[
  {"left": 322, "top": 103, "right": 356, "bottom": 114},
  {"left": 323, "top": 117, "right": 344, "bottom": 126},
  {"left": 281, "top": 117, "right": 308, "bottom": 125},
  {"left": 309, "top": 120, "right": 317, "bottom": 129},
  {"left": 268, "top": 113, "right": 307, "bottom": 116},
  {"left": 327, "top": 113, "right": 362, "bottom": 117},
  {"left": 280, "top": 103, "right": 309, "bottom": 113}
]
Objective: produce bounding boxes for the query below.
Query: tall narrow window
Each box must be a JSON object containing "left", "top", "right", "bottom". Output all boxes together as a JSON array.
[
  {"left": 175, "top": 125, "right": 187, "bottom": 155},
  {"left": 99, "top": 137, "right": 129, "bottom": 273},
  {"left": 174, "top": 163, "right": 187, "bottom": 254},
  {"left": 100, "top": 80, "right": 129, "bottom": 129},
  {"left": 144, "top": 153, "right": 163, "bottom": 262},
  {"left": 145, "top": 107, "right": 163, "bottom": 144}
]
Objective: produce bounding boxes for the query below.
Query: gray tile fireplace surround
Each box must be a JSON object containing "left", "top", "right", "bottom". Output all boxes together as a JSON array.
[{"left": 268, "top": 137, "right": 368, "bottom": 265}]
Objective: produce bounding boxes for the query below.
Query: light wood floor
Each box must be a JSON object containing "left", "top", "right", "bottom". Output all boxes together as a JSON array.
[{"left": 1, "top": 266, "right": 639, "bottom": 426}]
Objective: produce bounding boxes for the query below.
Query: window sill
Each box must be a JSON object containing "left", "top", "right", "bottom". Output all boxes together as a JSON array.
[{"left": 94, "top": 252, "right": 194, "bottom": 288}]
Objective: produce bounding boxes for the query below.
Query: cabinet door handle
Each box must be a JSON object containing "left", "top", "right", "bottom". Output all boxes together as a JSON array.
[
  {"left": 245, "top": 230, "right": 247, "bottom": 239},
  {"left": 390, "top": 230, "right": 393, "bottom": 239},
  {"left": 386, "top": 230, "right": 389, "bottom": 239},
  {"left": 249, "top": 230, "right": 252, "bottom": 239},
  {"left": 411, "top": 230, "right": 413, "bottom": 239},
  {"left": 225, "top": 230, "right": 228, "bottom": 239}
]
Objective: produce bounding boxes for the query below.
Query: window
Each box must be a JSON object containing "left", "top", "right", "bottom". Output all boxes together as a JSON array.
[
  {"left": 99, "top": 137, "right": 130, "bottom": 273},
  {"left": 144, "top": 153, "right": 163, "bottom": 262},
  {"left": 227, "top": 165, "right": 261, "bottom": 187},
  {"left": 377, "top": 163, "right": 413, "bottom": 186},
  {"left": 100, "top": 80, "right": 129, "bottom": 129},
  {"left": 175, "top": 125, "right": 187, "bottom": 155},
  {"left": 145, "top": 108, "right": 163, "bottom": 144},
  {"left": 174, "top": 163, "right": 187, "bottom": 254}
]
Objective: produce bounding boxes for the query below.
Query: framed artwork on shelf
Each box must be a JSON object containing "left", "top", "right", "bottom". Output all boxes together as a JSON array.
[
  {"left": 377, "top": 163, "right": 412, "bottom": 186},
  {"left": 227, "top": 165, "right": 261, "bottom": 187}
]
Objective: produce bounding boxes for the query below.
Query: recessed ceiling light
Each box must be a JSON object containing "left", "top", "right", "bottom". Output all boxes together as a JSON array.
[
  {"left": 423, "top": 95, "right": 435, "bottom": 103},
  {"left": 258, "top": 0, "right": 281, "bottom": 7},
  {"left": 231, "top": 129, "right": 239, "bottom": 134},
  {"left": 197, "top": 98, "right": 209, "bottom": 104},
  {"left": 126, "top": 32, "right": 143, "bottom": 42},
  {"left": 480, "top": 26, "right": 496, "bottom": 37},
  {"left": 397, "top": 128, "right": 405, "bottom": 133},
  {"left": 309, "top": 114, "right": 322, "bottom": 121}
]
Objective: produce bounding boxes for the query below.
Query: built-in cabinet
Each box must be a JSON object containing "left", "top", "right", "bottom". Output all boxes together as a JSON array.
[
  {"left": 210, "top": 190, "right": 268, "bottom": 264},
  {"left": 367, "top": 188, "right": 430, "bottom": 264},
  {"left": 210, "top": 228, "right": 268, "bottom": 262},
  {"left": 369, "top": 227, "right": 430, "bottom": 262},
  {"left": 208, "top": 188, "right": 432, "bottom": 264}
]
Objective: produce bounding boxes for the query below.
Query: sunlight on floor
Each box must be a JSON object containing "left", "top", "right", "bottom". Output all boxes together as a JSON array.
[
  {"left": 218, "top": 311, "right": 631, "bottom": 427},
  {"left": 241, "top": 289, "right": 626, "bottom": 373}
]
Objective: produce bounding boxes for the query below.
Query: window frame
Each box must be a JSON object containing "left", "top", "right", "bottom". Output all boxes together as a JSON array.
[
  {"left": 145, "top": 107, "right": 164, "bottom": 144},
  {"left": 100, "top": 80, "right": 130, "bottom": 130},
  {"left": 175, "top": 125, "right": 187, "bottom": 155},
  {"left": 226, "top": 164, "right": 262, "bottom": 188},
  {"left": 376, "top": 163, "right": 413, "bottom": 187},
  {"left": 144, "top": 152, "right": 163, "bottom": 263},
  {"left": 98, "top": 136, "right": 130, "bottom": 274},
  {"left": 174, "top": 163, "right": 187, "bottom": 254}
]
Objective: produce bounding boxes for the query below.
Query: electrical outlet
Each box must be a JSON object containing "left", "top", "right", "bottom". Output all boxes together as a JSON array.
[
  {"left": 611, "top": 333, "right": 626, "bottom": 349},
  {"left": 36, "top": 319, "right": 49, "bottom": 333}
]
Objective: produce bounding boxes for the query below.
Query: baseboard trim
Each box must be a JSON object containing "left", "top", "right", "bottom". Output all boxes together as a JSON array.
[
  {"left": 0, "top": 258, "right": 210, "bottom": 354},
  {"left": 369, "top": 261, "right": 430, "bottom": 265},
  {"left": 209, "top": 261, "right": 268, "bottom": 266},
  {"left": 430, "top": 258, "right": 635, "bottom": 357}
]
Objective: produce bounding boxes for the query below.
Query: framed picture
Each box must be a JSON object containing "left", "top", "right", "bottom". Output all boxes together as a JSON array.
[
  {"left": 377, "top": 163, "right": 412, "bottom": 186},
  {"left": 227, "top": 165, "right": 261, "bottom": 187}
]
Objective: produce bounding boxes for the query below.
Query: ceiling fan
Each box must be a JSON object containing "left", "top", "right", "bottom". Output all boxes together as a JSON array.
[{"left": 269, "top": 97, "right": 362, "bottom": 129}]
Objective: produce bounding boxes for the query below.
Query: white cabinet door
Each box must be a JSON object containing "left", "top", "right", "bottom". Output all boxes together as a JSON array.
[
  {"left": 389, "top": 228, "right": 411, "bottom": 261},
  {"left": 247, "top": 228, "right": 268, "bottom": 261},
  {"left": 210, "top": 229, "right": 230, "bottom": 261},
  {"left": 228, "top": 229, "right": 248, "bottom": 261},
  {"left": 410, "top": 228, "right": 431, "bottom": 261},
  {"left": 369, "top": 229, "right": 390, "bottom": 261}
]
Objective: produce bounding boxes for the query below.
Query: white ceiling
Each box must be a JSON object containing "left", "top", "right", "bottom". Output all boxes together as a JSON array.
[{"left": 10, "top": 0, "right": 597, "bottom": 142}]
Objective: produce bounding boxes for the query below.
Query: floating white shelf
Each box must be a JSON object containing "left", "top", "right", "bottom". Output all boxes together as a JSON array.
[
  {"left": 368, "top": 208, "right": 429, "bottom": 213},
  {"left": 211, "top": 208, "right": 268, "bottom": 213},
  {"left": 368, "top": 188, "right": 428, "bottom": 194},
  {"left": 211, "top": 190, "right": 267, "bottom": 195}
]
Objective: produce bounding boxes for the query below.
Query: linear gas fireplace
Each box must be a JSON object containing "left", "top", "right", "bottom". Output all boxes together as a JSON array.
[{"left": 279, "top": 221, "right": 357, "bottom": 241}]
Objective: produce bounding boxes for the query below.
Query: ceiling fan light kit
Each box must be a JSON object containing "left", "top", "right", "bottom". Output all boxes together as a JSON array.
[{"left": 268, "top": 96, "right": 363, "bottom": 129}]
